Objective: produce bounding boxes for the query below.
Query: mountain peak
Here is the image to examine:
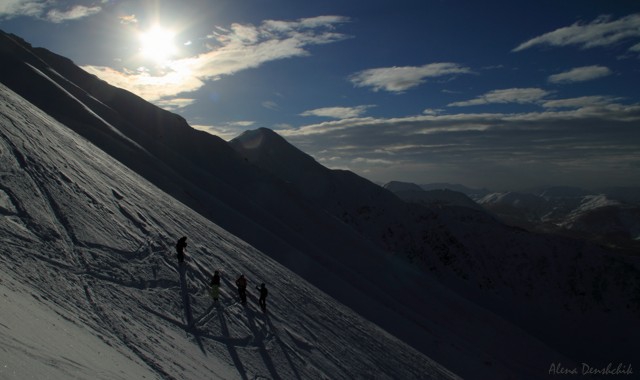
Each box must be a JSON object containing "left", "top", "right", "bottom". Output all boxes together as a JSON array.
[
  {"left": 229, "top": 128, "right": 327, "bottom": 181},
  {"left": 232, "top": 127, "right": 289, "bottom": 151}
]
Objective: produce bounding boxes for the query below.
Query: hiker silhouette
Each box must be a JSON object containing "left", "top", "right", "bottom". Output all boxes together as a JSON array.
[
  {"left": 176, "top": 236, "right": 187, "bottom": 263},
  {"left": 256, "top": 283, "right": 268, "bottom": 312},
  {"left": 235, "top": 274, "right": 247, "bottom": 304}
]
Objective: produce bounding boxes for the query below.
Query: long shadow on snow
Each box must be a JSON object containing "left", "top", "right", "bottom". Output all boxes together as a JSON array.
[
  {"left": 179, "top": 262, "right": 206, "bottom": 355},
  {"left": 217, "top": 302, "right": 249, "bottom": 380},
  {"left": 265, "top": 316, "right": 302, "bottom": 380},
  {"left": 245, "top": 306, "right": 282, "bottom": 380}
]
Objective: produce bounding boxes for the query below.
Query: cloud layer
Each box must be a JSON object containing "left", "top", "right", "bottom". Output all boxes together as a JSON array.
[
  {"left": 278, "top": 100, "right": 640, "bottom": 188},
  {"left": 0, "top": 1, "right": 101, "bottom": 22}
]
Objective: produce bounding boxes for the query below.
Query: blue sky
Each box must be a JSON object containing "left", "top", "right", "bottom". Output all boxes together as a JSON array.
[{"left": 1, "top": 0, "right": 640, "bottom": 190}]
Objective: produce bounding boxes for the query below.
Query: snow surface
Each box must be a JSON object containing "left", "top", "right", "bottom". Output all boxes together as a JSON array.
[{"left": 0, "top": 84, "right": 460, "bottom": 379}]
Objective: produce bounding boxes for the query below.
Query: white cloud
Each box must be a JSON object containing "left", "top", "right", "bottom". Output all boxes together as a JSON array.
[
  {"left": 423, "top": 108, "right": 443, "bottom": 116},
  {"left": 82, "top": 65, "right": 205, "bottom": 102},
  {"left": 300, "top": 105, "right": 375, "bottom": 119},
  {"left": 513, "top": 13, "right": 640, "bottom": 52},
  {"left": 548, "top": 65, "right": 612, "bottom": 84},
  {"left": 349, "top": 63, "right": 472, "bottom": 93},
  {"left": 192, "top": 121, "right": 255, "bottom": 140},
  {"left": 153, "top": 98, "right": 196, "bottom": 110},
  {"left": 82, "top": 16, "right": 350, "bottom": 103},
  {"left": 448, "top": 88, "right": 550, "bottom": 107}
]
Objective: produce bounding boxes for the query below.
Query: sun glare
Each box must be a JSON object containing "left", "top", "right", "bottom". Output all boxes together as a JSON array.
[{"left": 139, "top": 26, "right": 177, "bottom": 63}]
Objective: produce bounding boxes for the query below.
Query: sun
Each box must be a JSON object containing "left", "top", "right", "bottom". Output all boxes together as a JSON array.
[{"left": 139, "top": 26, "right": 177, "bottom": 63}]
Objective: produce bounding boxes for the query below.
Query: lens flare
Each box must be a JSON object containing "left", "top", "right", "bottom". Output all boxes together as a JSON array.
[{"left": 139, "top": 26, "right": 177, "bottom": 63}]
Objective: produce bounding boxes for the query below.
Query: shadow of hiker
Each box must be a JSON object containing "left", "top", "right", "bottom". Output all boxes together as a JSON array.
[
  {"left": 179, "top": 262, "right": 194, "bottom": 327},
  {"left": 245, "top": 307, "right": 281, "bottom": 380},
  {"left": 265, "top": 316, "right": 302, "bottom": 380},
  {"left": 179, "top": 262, "right": 206, "bottom": 355},
  {"left": 217, "top": 303, "right": 249, "bottom": 380}
]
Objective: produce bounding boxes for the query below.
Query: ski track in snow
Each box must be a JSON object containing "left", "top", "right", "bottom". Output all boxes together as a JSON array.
[{"left": 0, "top": 83, "right": 458, "bottom": 379}]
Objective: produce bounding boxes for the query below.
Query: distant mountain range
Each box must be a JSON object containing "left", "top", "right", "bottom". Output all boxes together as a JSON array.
[
  {"left": 394, "top": 182, "right": 640, "bottom": 252},
  {"left": 2, "top": 29, "right": 640, "bottom": 379}
]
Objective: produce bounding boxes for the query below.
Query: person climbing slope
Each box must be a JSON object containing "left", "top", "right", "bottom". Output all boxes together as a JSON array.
[
  {"left": 210, "top": 270, "right": 221, "bottom": 302},
  {"left": 235, "top": 274, "right": 247, "bottom": 304},
  {"left": 176, "top": 236, "right": 187, "bottom": 264},
  {"left": 256, "top": 283, "right": 268, "bottom": 313}
]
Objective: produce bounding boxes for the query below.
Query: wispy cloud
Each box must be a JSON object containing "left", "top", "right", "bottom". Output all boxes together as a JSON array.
[
  {"left": 119, "top": 14, "right": 138, "bottom": 25},
  {"left": 0, "top": 0, "right": 45, "bottom": 19},
  {"left": 349, "top": 63, "right": 472, "bottom": 93},
  {"left": 47, "top": 5, "right": 101, "bottom": 23},
  {"left": 542, "top": 95, "right": 618, "bottom": 109},
  {"left": 300, "top": 105, "right": 375, "bottom": 119},
  {"left": 0, "top": 1, "right": 101, "bottom": 22},
  {"left": 82, "top": 16, "right": 350, "bottom": 107},
  {"left": 513, "top": 13, "right": 640, "bottom": 52},
  {"left": 262, "top": 101, "right": 280, "bottom": 110},
  {"left": 548, "top": 65, "right": 612, "bottom": 84},
  {"left": 448, "top": 88, "right": 549, "bottom": 107}
]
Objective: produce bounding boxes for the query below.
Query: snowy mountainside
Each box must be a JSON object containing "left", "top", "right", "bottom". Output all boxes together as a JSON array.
[{"left": 0, "top": 83, "right": 458, "bottom": 379}]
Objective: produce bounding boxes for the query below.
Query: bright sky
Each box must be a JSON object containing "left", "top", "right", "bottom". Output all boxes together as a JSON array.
[{"left": 1, "top": 0, "right": 639, "bottom": 190}]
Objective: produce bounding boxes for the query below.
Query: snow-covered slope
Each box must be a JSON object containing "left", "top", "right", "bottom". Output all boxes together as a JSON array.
[{"left": 0, "top": 83, "right": 460, "bottom": 379}]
